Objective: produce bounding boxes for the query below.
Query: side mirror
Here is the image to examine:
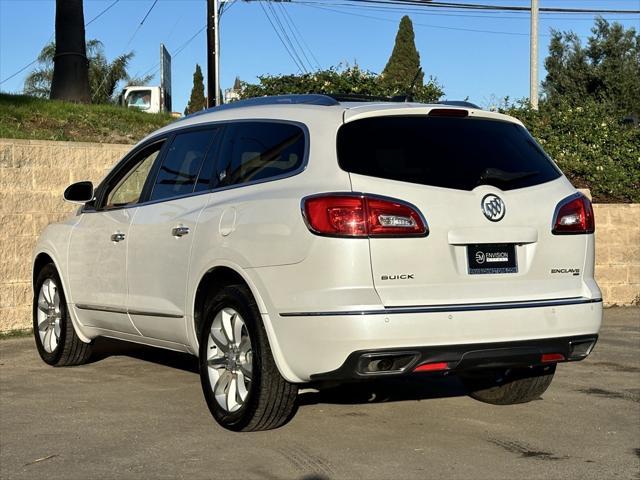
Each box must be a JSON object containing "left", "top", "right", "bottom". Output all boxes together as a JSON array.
[{"left": 64, "top": 181, "right": 94, "bottom": 204}]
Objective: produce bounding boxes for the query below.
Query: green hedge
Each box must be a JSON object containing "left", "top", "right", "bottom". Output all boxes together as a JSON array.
[
  {"left": 505, "top": 100, "right": 639, "bottom": 203},
  {"left": 239, "top": 65, "right": 443, "bottom": 104}
]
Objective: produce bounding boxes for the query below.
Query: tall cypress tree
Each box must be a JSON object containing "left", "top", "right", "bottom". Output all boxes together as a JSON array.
[
  {"left": 185, "top": 64, "right": 206, "bottom": 115},
  {"left": 382, "top": 16, "right": 424, "bottom": 89}
]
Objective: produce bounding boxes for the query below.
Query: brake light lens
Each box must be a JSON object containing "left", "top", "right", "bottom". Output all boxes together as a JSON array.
[
  {"left": 303, "top": 194, "right": 427, "bottom": 238},
  {"left": 427, "top": 108, "right": 469, "bottom": 118},
  {"left": 552, "top": 194, "right": 595, "bottom": 235}
]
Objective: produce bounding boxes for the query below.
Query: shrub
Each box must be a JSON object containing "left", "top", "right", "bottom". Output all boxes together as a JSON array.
[
  {"left": 239, "top": 65, "right": 443, "bottom": 104},
  {"left": 504, "top": 100, "right": 639, "bottom": 203}
]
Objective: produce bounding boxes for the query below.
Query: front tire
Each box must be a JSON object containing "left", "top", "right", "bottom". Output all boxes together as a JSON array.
[
  {"left": 199, "top": 284, "right": 298, "bottom": 431},
  {"left": 33, "top": 263, "right": 92, "bottom": 366},
  {"left": 462, "top": 364, "right": 556, "bottom": 405}
]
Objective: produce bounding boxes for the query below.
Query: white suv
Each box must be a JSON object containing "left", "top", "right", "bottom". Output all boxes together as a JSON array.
[{"left": 32, "top": 95, "right": 602, "bottom": 431}]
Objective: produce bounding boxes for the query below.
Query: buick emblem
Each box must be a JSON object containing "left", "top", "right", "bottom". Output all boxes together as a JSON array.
[{"left": 481, "top": 194, "right": 505, "bottom": 222}]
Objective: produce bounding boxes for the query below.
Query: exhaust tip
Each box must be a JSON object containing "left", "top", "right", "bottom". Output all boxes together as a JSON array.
[
  {"left": 357, "top": 352, "right": 419, "bottom": 375},
  {"left": 569, "top": 338, "right": 597, "bottom": 359}
]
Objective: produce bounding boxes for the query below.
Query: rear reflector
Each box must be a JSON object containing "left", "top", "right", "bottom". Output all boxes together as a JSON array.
[
  {"left": 541, "top": 353, "right": 565, "bottom": 363},
  {"left": 413, "top": 362, "right": 450, "bottom": 372},
  {"left": 552, "top": 194, "right": 595, "bottom": 235},
  {"left": 303, "top": 194, "right": 427, "bottom": 238}
]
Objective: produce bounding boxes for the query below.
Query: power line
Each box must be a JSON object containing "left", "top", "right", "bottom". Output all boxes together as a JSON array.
[
  {"left": 258, "top": 1, "right": 305, "bottom": 73},
  {"left": 1, "top": 1, "right": 121, "bottom": 87},
  {"left": 126, "top": 0, "right": 159, "bottom": 47},
  {"left": 0, "top": 59, "right": 39, "bottom": 86},
  {"left": 279, "top": 3, "right": 322, "bottom": 70},
  {"left": 339, "top": 0, "right": 640, "bottom": 14},
  {"left": 267, "top": 1, "right": 310, "bottom": 72},
  {"left": 138, "top": 24, "right": 207, "bottom": 80},
  {"left": 95, "top": 0, "right": 161, "bottom": 100},
  {"left": 300, "top": 3, "right": 531, "bottom": 36},
  {"left": 85, "top": 0, "right": 120, "bottom": 27},
  {"left": 296, "top": 0, "right": 639, "bottom": 21}
]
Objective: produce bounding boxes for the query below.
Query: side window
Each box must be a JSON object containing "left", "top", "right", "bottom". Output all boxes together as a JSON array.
[
  {"left": 218, "top": 122, "right": 305, "bottom": 187},
  {"left": 105, "top": 142, "right": 162, "bottom": 208},
  {"left": 149, "top": 129, "right": 217, "bottom": 201}
]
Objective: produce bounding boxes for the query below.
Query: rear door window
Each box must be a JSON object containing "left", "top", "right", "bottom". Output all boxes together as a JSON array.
[
  {"left": 337, "top": 116, "right": 561, "bottom": 191},
  {"left": 149, "top": 129, "right": 218, "bottom": 202},
  {"left": 217, "top": 122, "right": 305, "bottom": 187}
]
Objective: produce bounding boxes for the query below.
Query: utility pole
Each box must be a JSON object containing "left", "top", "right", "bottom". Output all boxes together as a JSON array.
[
  {"left": 530, "top": 0, "right": 539, "bottom": 110},
  {"left": 207, "top": 0, "right": 221, "bottom": 107}
]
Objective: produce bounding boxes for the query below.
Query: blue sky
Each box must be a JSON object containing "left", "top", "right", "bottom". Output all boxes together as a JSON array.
[{"left": 1, "top": 0, "right": 638, "bottom": 112}]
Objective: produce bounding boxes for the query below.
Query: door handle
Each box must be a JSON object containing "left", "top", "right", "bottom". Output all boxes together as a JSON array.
[
  {"left": 172, "top": 226, "right": 190, "bottom": 237},
  {"left": 111, "top": 232, "right": 126, "bottom": 242}
]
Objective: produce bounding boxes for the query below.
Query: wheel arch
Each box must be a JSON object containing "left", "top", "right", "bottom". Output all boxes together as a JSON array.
[
  {"left": 32, "top": 248, "right": 93, "bottom": 344},
  {"left": 33, "top": 252, "right": 55, "bottom": 287},
  {"left": 190, "top": 263, "right": 303, "bottom": 383}
]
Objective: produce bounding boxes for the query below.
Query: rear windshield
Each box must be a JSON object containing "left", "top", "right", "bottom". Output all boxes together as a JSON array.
[{"left": 337, "top": 116, "right": 561, "bottom": 191}]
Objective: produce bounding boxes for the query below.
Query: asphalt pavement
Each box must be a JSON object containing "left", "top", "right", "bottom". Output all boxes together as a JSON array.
[{"left": 1, "top": 308, "right": 639, "bottom": 480}]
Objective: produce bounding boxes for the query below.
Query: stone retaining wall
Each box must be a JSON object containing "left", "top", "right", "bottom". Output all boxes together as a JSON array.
[
  {"left": 593, "top": 204, "right": 640, "bottom": 306},
  {"left": 0, "top": 138, "right": 638, "bottom": 332},
  {"left": 1, "top": 139, "right": 131, "bottom": 331}
]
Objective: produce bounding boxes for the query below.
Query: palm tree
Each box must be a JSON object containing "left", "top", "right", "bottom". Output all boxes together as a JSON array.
[
  {"left": 50, "top": 0, "right": 90, "bottom": 103},
  {"left": 25, "top": 40, "right": 152, "bottom": 104}
]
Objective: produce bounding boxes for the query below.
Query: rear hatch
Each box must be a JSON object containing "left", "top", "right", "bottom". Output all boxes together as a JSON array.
[{"left": 338, "top": 108, "right": 591, "bottom": 307}]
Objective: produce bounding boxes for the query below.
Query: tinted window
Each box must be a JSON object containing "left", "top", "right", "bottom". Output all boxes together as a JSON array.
[
  {"left": 149, "top": 129, "right": 217, "bottom": 201},
  {"left": 127, "top": 90, "right": 152, "bottom": 110},
  {"left": 218, "top": 122, "right": 305, "bottom": 187},
  {"left": 337, "top": 116, "right": 561, "bottom": 191},
  {"left": 105, "top": 142, "right": 162, "bottom": 208}
]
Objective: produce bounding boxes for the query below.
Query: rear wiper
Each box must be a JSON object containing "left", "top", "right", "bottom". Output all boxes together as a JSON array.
[{"left": 476, "top": 167, "right": 538, "bottom": 186}]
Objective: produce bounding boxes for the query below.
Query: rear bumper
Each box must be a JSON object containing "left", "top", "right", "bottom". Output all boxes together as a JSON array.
[
  {"left": 271, "top": 297, "right": 602, "bottom": 382},
  {"left": 309, "top": 334, "right": 598, "bottom": 381}
]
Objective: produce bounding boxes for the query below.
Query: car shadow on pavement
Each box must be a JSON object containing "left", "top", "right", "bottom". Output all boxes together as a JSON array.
[
  {"left": 89, "top": 337, "right": 199, "bottom": 374},
  {"left": 87, "top": 338, "right": 469, "bottom": 407},
  {"left": 300, "top": 375, "right": 468, "bottom": 406}
]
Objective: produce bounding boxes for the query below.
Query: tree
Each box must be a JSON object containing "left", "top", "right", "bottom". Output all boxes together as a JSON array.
[
  {"left": 25, "top": 40, "right": 151, "bottom": 103},
  {"left": 50, "top": 0, "right": 90, "bottom": 103},
  {"left": 381, "top": 16, "right": 424, "bottom": 92},
  {"left": 185, "top": 64, "right": 207, "bottom": 115},
  {"left": 239, "top": 65, "right": 443, "bottom": 103},
  {"left": 543, "top": 18, "right": 640, "bottom": 114}
]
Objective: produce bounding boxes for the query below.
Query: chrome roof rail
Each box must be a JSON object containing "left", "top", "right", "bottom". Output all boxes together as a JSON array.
[{"left": 183, "top": 94, "right": 340, "bottom": 119}]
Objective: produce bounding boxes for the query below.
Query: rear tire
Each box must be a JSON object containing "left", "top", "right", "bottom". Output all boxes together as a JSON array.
[
  {"left": 33, "top": 263, "right": 93, "bottom": 366},
  {"left": 199, "top": 284, "right": 298, "bottom": 431},
  {"left": 462, "top": 364, "right": 556, "bottom": 405}
]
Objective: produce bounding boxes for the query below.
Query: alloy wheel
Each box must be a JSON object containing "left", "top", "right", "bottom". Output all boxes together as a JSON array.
[
  {"left": 206, "top": 307, "right": 253, "bottom": 412},
  {"left": 36, "top": 278, "right": 62, "bottom": 353}
]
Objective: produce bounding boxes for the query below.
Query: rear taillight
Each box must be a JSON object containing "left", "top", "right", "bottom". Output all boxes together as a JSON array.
[
  {"left": 552, "top": 194, "right": 595, "bottom": 235},
  {"left": 302, "top": 194, "right": 428, "bottom": 238}
]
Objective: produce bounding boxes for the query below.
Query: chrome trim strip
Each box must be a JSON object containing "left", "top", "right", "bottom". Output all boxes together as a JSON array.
[
  {"left": 128, "top": 309, "right": 184, "bottom": 319},
  {"left": 75, "top": 304, "right": 184, "bottom": 319},
  {"left": 75, "top": 304, "right": 128, "bottom": 315},
  {"left": 279, "top": 297, "right": 602, "bottom": 317}
]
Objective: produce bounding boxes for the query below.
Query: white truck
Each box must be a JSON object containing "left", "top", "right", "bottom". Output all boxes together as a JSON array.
[
  {"left": 120, "top": 44, "right": 172, "bottom": 115},
  {"left": 121, "top": 85, "right": 164, "bottom": 113}
]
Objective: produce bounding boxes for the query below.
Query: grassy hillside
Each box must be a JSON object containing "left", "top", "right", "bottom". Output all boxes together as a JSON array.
[{"left": 0, "top": 93, "right": 174, "bottom": 144}]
